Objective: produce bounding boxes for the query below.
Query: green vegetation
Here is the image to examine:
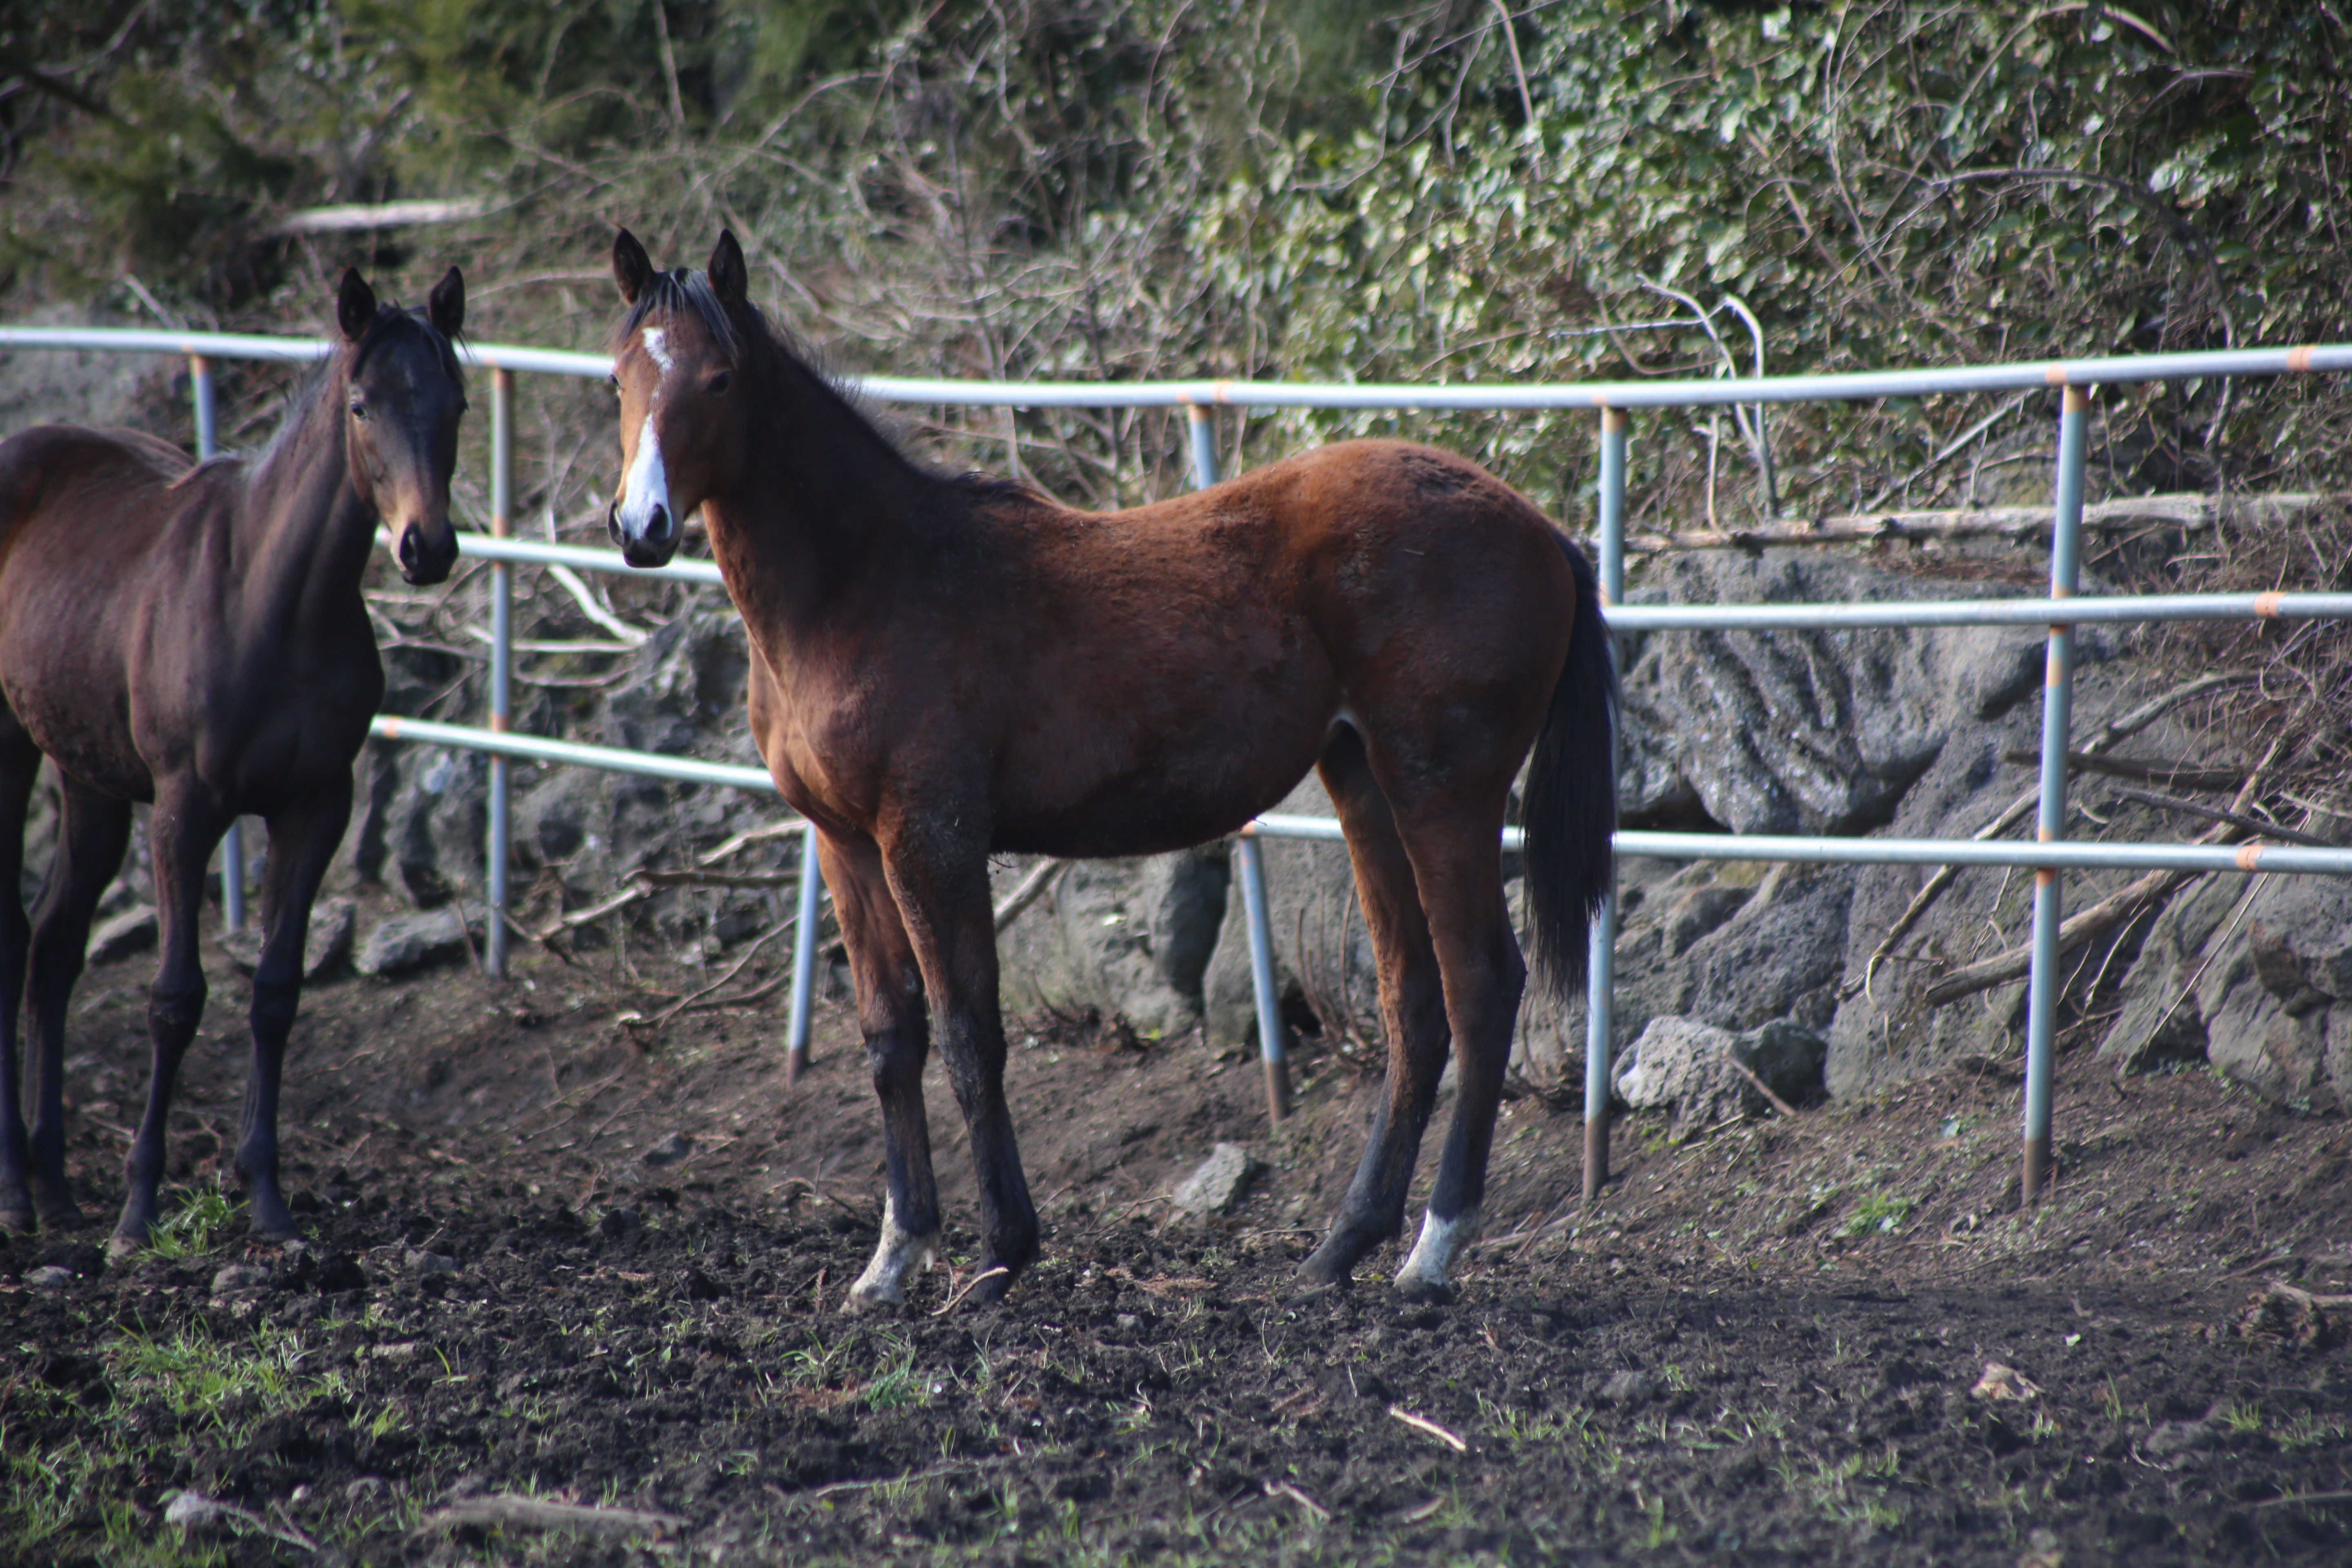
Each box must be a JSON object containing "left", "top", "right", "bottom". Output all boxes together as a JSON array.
[{"left": 5, "top": 2, "right": 2348, "bottom": 522}]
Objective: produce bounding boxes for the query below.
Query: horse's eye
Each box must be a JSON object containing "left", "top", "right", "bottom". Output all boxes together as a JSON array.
[
  {"left": 348, "top": 399, "right": 370, "bottom": 422},
  {"left": 607, "top": 373, "right": 621, "bottom": 394},
  {"left": 706, "top": 372, "right": 731, "bottom": 395}
]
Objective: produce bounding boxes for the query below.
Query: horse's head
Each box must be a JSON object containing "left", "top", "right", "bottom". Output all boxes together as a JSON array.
[
  {"left": 337, "top": 266, "right": 467, "bottom": 585},
  {"left": 606, "top": 228, "right": 749, "bottom": 569}
]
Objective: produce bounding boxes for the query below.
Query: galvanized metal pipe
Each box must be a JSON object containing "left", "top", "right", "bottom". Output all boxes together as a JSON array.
[
  {"left": 1187, "top": 404, "right": 1289, "bottom": 1122},
  {"left": 370, "top": 715, "right": 782, "bottom": 792},
  {"left": 786, "top": 819, "right": 822, "bottom": 1085},
  {"left": 188, "top": 354, "right": 247, "bottom": 934},
  {"left": 2022, "top": 387, "right": 2089, "bottom": 1203},
  {"left": 486, "top": 368, "right": 514, "bottom": 979},
  {"left": 13, "top": 323, "right": 2351, "bottom": 407},
  {"left": 1606, "top": 591, "right": 2352, "bottom": 631},
  {"left": 1584, "top": 408, "right": 1628, "bottom": 1205},
  {"left": 1234, "top": 834, "right": 1291, "bottom": 1122}
]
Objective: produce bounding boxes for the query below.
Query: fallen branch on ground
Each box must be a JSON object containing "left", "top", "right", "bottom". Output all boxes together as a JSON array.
[
  {"left": 2103, "top": 785, "right": 2339, "bottom": 849},
  {"left": 993, "top": 858, "right": 1067, "bottom": 933},
  {"left": 2001, "top": 749, "right": 2247, "bottom": 792},
  {"left": 419, "top": 1495, "right": 683, "bottom": 1536}
]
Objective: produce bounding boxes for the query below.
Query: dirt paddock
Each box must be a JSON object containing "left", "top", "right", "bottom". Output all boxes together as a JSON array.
[{"left": 4, "top": 892, "right": 2350, "bottom": 1566}]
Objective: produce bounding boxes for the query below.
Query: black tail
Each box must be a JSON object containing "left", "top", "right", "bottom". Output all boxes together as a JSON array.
[{"left": 1522, "top": 532, "right": 1618, "bottom": 997}]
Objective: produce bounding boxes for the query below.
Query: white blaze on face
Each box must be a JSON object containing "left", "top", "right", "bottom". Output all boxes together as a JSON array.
[
  {"left": 615, "top": 358, "right": 670, "bottom": 542},
  {"left": 642, "top": 326, "right": 674, "bottom": 374}
]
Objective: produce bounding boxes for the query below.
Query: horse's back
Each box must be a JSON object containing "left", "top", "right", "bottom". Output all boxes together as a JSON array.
[{"left": 0, "top": 423, "right": 195, "bottom": 560}]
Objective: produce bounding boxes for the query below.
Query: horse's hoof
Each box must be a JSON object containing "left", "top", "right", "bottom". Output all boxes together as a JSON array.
[
  {"left": 1392, "top": 1273, "right": 1457, "bottom": 1307},
  {"left": 105, "top": 1232, "right": 146, "bottom": 1265},
  {"left": 0, "top": 1205, "right": 33, "bottom": 1236},
  {"left": 840, "top": 1282, "right": 902, "bottom": 1316},
  {"left": 1281, "top": 1278, "right": 1350, "bottom": 1308}
]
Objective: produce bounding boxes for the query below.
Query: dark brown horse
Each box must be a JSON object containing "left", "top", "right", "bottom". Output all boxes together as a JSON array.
[
  {"left": 0, "top": 267, "right": 466, "bottom": 1252},
  {"left": 605, "top": 230, "right": 1613, "bottom": 1306}
]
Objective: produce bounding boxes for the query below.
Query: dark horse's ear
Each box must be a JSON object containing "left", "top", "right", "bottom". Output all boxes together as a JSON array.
[
  {"left": 426, "top": 266, "right": 465, "bottom": 339},
  {"left": 613, "top": 228, "right": 654, "bottom": 305},
  {"left": 708, "top": 229, "right": 747, "bottom": 309},
  {"left": 336, "top": 268, "right": 378, "bottom": 343}
]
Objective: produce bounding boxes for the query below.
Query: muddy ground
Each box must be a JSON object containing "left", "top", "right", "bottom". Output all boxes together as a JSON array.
[{"left": 4, "top": 883, "right": 2351, "bottom": 1566}]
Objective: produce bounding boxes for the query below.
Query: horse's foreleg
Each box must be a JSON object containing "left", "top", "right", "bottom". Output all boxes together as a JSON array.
[
  {"left": 880, "top": 834, "right": 1036, "bottom": 1304},
  {"left": 1388, "top": 815, "right": 1524, "bottom": 1305},
  {"left": 822, "top": 832, "right": 943, "bottom": 1312},
  {"left": 0, "top": 723, "right": 40, "bottom": 1233},
  {"left": 1298, "top": 728, "right": 1452, "bottom": 1287},
  {"left": 238, "top": 783, "right": 350, "bottom": 1242},
  {"left": 114, "top": 786, "right": 220, "bottom": 1254},
  {"left": 23, "top": 781, "right": 133, "bottom": 1229}
]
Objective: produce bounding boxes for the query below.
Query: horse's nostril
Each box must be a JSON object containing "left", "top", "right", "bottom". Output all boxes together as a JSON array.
[
  {"left": 397, "top": 529, "right": 419, "bottom": 569},
  {"left": 607, "top": 503, "right": 624, "bottom": 544},
  {"left": 649, "top": 503, "right": 672, "bottom": 541}
]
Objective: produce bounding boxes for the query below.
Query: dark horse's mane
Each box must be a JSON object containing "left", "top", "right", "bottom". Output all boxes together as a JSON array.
[{"left": 615, "top": 266, "right": 1038, "bottom": 507}]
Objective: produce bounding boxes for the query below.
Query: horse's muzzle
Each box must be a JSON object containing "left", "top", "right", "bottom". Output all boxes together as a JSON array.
[
  {"left": 397, "top": 520, "right": 459, "bottom": 585},
  {"left": 608, "top": 498, "right": 679, "bottom": 569}
]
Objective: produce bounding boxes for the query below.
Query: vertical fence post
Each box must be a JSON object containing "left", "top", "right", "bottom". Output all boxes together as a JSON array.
[
  {"left": 485, "top": 368, "right": 514, "bottom": 978},
  {"left": 2022, "top": 383, "right": 2089, "bottom": 1203},
  {"left": 1583, "top": 405, "right": 1628, "bottom": 1205},
  {"left": 1235, "top": 831, "right": 1291, "bottom": 1123},
  {"left": 1189, "top": 401, "right": 1289, "bottom": 1123},
  {"left": 190, "top": 354, "right": 247, "bottom": 933},
  {"left": 786, "top": 820, "right": 822, "bottom": 1085}
]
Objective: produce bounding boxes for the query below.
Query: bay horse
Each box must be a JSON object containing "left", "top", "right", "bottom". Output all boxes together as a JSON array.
[
  {"left": 0, "top": 267, "right": 467, "bottom": 1252},
  {"left": 605, "top": 230, "right": 1613, "bottom": 1306}
]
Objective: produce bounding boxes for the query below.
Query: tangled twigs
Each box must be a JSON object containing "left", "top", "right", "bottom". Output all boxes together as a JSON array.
[
  {"left": 1844, "top": 673, "right": 2254, "bottom": 1002},
  {"left": 1918, "top": 746, "right": 2278, "bottom": 1010}
]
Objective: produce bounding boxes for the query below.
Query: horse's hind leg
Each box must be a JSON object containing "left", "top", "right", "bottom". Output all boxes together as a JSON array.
[
  {"left": 822, "top": 831, "right": 945, "bottom": 1311},
  {"left": 114, "top": 781, "right": 221, "bottom": 1254},
  {"left": 238, "top": 780, "right": 352, "bottom": 1242},
  {"left": 0, "top": 719, "right": 41, "bottom": 1232},
  {"left": 1298, "top": 725, "right": 1453, "bottom": 1287},
  {"left": 1385, "top": 804, "right": 1525, "bottom": 1305},
  {"left": 22, "top": 779, "right": 134, "bottom": 1228}
]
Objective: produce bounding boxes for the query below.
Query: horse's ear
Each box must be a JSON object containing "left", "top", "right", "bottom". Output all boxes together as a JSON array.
[
  {"left": 613, "top": 228, "right": 654, "bottom": 304},
  {"left": 336, "top": 269, "right": 378, "bottom": 343},
  {"left": 708, "top": 229, "right": 747, "bottom": 308},
  {"left": 427, "top": 266, "right": 465, "bottom": 339}
]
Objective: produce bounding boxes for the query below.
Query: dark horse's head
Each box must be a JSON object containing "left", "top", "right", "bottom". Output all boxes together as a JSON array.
[
  {"left": 336, "top": 266, "right": 467, "bottom": 585},
  {"left": 605, "top": 228, "right": 751, "bottom": 569}
]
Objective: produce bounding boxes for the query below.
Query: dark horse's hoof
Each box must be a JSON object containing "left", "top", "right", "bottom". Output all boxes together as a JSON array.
[
  {"left": 0, "top": 1204, "right": 33, "bottom": 1236},
  {"left": 1296, "top": 1226, "right": 1383, "bottom": 1288}
]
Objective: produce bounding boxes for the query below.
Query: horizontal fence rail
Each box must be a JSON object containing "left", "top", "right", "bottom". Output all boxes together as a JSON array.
[{"left": 7, "top": 320, "right": 2350, "bottom": 1203}]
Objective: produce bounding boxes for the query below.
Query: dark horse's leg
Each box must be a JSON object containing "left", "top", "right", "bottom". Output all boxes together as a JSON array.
[
  {"left": 821, "top": 831, "right": 944, "bottom": 1311},
  {"left": 0, "top": 717, "right": 41, "bottom": 1233},
  {"left": 22, "top": 778, "right": 135, "bottom": 1229},
  {"left": 877, "top": 824, "right": 1038, "bottom": 1304},
  {"left": 238, "top": 782, "right": 351, "bottom": 1241},
  {"left": 1297, "top": 725, "right": 1453, "bottom": 1287},
  {"left": 113, "top": 781, "right": 223, "bottom": 1255}
]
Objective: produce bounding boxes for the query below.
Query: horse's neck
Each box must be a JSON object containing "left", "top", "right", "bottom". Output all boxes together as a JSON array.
[
  {"left": 236, "top": 368, "right": 373, "bottom": 640},
  {"left": 709, "top": 356, "right": 940, "bottom": 642}
]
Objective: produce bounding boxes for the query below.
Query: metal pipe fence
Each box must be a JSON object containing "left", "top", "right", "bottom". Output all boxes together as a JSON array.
[{"left": 7, "top": 320, "right": 2350, "bottom": 1208}]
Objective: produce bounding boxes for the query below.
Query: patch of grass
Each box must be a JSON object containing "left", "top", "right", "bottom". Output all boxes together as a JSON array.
[
  {"left": 147, "top": 1181, "right": 235, "bottom": 1261},
  {"left": 2215, "top": 1399, "right": 2263, "bottom": 1436},
  {"left": 1841, "top": 1192, "right": 1915, "bottom": 1239}
]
